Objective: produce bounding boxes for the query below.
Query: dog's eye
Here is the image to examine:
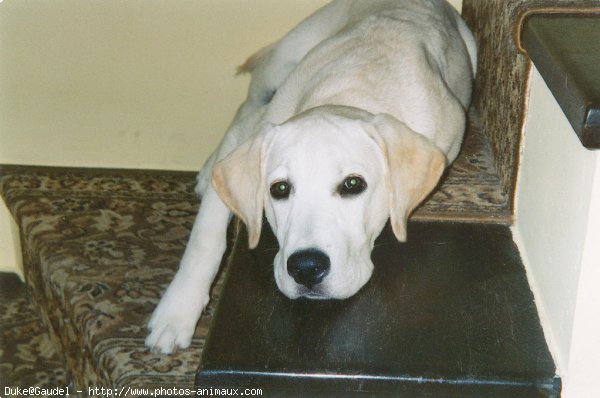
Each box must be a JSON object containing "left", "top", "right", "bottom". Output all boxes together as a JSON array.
[
  {"left": 339, "top": 175, "right": 367, "bottom": 197},
  {"left": 270, "top": 180, "right": 292, "bottom": 200}
]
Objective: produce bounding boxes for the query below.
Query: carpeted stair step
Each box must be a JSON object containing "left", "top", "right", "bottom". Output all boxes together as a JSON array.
[
  {"left": 0, "top": 166, "right": 232, "bottom": 392},
  {"left": 0, "top": 272, "right": 68, "bottom": 392}
]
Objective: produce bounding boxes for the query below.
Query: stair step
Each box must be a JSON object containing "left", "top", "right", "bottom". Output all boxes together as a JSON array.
[
  {"left": 198, "top": 222, "right": 559, "bottom": 397},
  {"left": 0, "top": 272, "right": 68, "bottom": 389},
  {"left": 522, "top": 14, "right": 600, "bottom": 149},
  {"left": 0, "top": 166, "right": 231, "bottom": 390}
]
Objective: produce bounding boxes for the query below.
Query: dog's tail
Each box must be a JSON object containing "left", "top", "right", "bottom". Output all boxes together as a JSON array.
[{"left": 236, "top": 42, "right": 276, "bottom": 75}]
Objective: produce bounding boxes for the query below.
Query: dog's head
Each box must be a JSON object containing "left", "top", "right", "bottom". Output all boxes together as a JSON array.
[{"left": 212, "top": 106, "right": 445, "bottom": 299}]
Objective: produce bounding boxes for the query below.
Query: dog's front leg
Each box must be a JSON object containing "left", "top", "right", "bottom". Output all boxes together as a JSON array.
[{"left": 146, "top": 187, "right": 231, "bottom": 354}]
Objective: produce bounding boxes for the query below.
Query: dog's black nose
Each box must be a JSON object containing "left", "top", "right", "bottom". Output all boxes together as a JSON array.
[{"left": 287, "top": 249, "right": 330, "bottom": 288}]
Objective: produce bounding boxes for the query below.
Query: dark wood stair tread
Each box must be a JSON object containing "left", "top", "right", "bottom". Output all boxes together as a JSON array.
[
  {"left": 197, "top": 222, "right": 558, "bottom": 397},
  {"left": 522, "top": 14, "right": 600, "bottom": 149}
]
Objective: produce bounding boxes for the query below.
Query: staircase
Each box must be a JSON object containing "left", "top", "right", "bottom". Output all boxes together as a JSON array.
[
  {"left": 0, "top": 167, "right": 226, "bottom": 393},
  {"left": 0, "top": 110, "right": 551, "bottom": 396},
  {"left": 6, "top": 0, "right": 600, "bottom": 396}
]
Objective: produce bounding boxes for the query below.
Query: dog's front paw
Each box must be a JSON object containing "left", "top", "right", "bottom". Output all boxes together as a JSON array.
[{"left": 145, "top": 292, "right": 208, "bottom": 354}]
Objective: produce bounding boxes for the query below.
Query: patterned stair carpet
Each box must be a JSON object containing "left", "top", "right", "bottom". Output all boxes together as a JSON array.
[
  {"left": 0, "top": 168, "right": 233, "bottom": 392},
  {"left": 0, "top": 272, "right": 68, "bottom": 391}
]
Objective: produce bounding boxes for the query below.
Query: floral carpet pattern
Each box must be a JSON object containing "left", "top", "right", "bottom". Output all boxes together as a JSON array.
[
  {"left": 0, "top": 167, "right": 233, "bottom": 394},
  {"left": 0, "top": 273, "right": 68, "bottom": 392}
]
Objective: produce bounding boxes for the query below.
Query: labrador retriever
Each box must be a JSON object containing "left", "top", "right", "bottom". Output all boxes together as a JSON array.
[{"left": 146, "top": 0, "right": 476, "bottom": 354}]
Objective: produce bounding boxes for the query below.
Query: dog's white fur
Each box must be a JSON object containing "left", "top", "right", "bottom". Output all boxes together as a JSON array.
[{"left": 146, "top": 0, "right": 476, "bottom": 354}]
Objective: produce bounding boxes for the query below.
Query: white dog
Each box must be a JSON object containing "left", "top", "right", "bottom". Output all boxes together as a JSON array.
[{"left": 146, "top": 0, "right": 476, "bottom": 354}]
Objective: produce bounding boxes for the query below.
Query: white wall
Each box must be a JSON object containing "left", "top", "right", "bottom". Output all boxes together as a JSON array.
[
  {"left": 513, "top": 66, "right": 600, "bottom": 395},
  {"left": 0, "top": 200, "right": 23, "bottom": 277},
  {"left": 563, "top": 158, "right": 600, "bottom": 397}
]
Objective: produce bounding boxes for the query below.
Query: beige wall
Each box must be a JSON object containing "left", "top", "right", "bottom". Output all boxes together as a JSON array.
[
  {"left": 1, "top": 0, "right": 462, "bottom": 171},
  {"left": 1, "top": 0, "right": 331, "bottom": 170}
]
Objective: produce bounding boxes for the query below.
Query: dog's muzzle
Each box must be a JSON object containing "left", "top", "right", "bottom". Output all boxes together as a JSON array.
[{"left": 287, "top": 249, "right": 330, "bottom": 288}]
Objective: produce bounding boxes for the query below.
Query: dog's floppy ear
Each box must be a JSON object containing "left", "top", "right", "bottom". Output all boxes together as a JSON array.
[
  {"left": 365, "top": 113, "right": 447, "bottom": 242},
  {"left": 211, "top": 126, "right": 275, "bottom": 249}
]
